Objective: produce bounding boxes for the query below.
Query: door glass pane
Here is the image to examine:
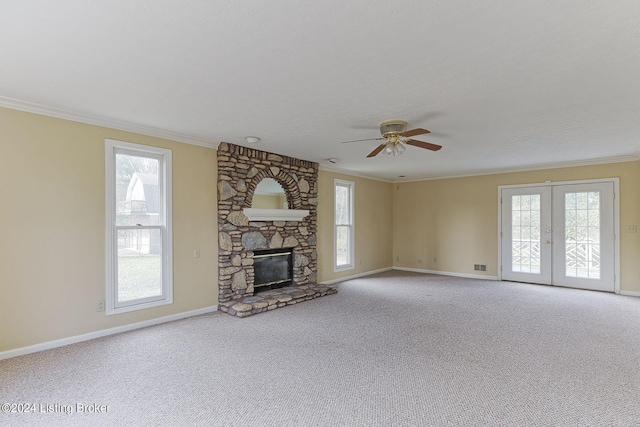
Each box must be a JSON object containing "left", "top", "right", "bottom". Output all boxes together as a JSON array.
[
  {"left": 511, "top": 194, "right": 541, "bottom": 274},
  {"left": 117, "top": 228, "right": 162, "bottom": 302},
  {"left": 116, "top": 153, "right": 160, "bottom": 226},
  {"left": 565, "top": 191, "right": 600, "bottom": 279}
]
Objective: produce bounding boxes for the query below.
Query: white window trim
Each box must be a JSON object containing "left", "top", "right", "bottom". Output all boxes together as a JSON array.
[
  {"left": 334, "top": 178, "right": 355, "bottom": 272},
  {"left": 105, "top": 139, "right": 173, "bottom": 315}
]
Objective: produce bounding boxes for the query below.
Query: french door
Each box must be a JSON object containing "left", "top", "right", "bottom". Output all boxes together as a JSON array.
[{"left": 500, "top": 181, "right": 615, "bottom": 292}]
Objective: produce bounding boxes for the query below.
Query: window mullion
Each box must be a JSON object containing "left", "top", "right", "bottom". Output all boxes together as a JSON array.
[{"left": 115, "top": 225, "right": 162, "bottom": 230}]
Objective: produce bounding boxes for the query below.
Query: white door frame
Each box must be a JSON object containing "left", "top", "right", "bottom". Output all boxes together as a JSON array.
[{"left": 497, "top": 178, "right": 620, "bottom": 294}]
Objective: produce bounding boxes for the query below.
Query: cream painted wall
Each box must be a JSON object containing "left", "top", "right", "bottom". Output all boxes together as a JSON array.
[
  {"left": 317, "top": 170, "right": 393, "bottom": 282},
  {"left": 0, "top": 107, "right": 218, "bottom": 352},
  {"left": 393, "top": 162, "right": 640, "bottom": 293},
  {"left": 3, "top": 104, "right": 637, "bottom": 354}
]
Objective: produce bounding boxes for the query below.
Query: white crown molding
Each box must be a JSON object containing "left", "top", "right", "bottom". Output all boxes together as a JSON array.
[
  {"left": 321, "top": 153, "right": 640, "bottom": 185},
  {"left": 318, "top": 164, "right": 393, "bottom": 183},
  {"left": 394, "top": 154, "right": 640, "bottom": 184},
  {"left": 0, "top": 95, "right": 218, "bottom": 149},
  {"left": 3, "top": 95, "right": 636, "bottom": 180}
]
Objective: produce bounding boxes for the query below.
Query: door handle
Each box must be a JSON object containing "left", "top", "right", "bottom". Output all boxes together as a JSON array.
[
  {"left": 546, "top": 240, "right": 551, "bottom": 244},
  {"left": 546, "top": 228, "right": 551, "bottom": 233}
]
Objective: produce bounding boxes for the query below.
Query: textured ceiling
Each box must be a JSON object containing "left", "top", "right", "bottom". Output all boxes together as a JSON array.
[{"left": 1, "top": 1, "right": 639, "bottom": 181}]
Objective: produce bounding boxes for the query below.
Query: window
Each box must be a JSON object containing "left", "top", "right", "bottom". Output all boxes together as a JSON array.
[
  {"left": 334, "top": 179, "right": 354, "bottom": 271},
  {"left": 105, "top": 139, "right": 173, "bottom": 315}
]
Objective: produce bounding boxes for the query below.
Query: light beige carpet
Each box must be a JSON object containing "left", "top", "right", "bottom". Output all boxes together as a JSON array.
[{"left": 2, "top": 271, "right": 640, "bottom": 426}]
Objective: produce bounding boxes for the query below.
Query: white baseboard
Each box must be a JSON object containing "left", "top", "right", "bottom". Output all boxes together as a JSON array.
[
  {"left": 321, "top": 266, "right": 498, "bottom": 284},
  {"left": 393, "top": 266, "right": 499, "bottom": 281},
  {"left": 320, "top": 267, "right": 393, "bottom": 285},
  {"left": 620, "top": 290, "right": 640, "bottom": 297},
  {"left": 0, "top": 305, "right": 218, "bottom": 361}
]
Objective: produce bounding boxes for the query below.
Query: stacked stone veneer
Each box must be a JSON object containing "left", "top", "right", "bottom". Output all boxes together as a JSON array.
[{"left": 217, "top": 142, "right": 318, "bottom": 305}]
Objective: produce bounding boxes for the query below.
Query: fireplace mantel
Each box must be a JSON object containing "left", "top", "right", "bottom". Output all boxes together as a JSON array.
[{"left": 242, "top": 208, "right": 309, "bottom": 222}]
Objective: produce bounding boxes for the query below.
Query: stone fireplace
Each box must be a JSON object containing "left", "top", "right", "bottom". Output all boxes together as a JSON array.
[{"left": 217, "top": 142, "right": 336, "bottom": 317}]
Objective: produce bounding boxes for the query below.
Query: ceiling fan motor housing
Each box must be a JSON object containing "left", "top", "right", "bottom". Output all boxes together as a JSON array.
[{"left": 379, "top": 119, "right": 407, "bottom": 137}]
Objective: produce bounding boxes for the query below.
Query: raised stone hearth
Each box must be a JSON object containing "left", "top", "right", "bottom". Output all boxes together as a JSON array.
[
  {"left": 217, "top": 142, "right": 335, "bottom": 317},
  {"left": 218, "top": 283, "right": 338, "bottom": 318}
]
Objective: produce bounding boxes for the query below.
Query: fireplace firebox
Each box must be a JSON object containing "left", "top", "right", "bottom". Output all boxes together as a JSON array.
[{"left": 253, "top": 248, "right": 293, "bottom": 293}]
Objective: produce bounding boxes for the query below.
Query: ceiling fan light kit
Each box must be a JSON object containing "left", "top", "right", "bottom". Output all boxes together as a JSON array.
[
  {"left": 340, "top": 119, "right": 442, "bottom": 158},
  {"left": 385, "top": 140, "right": 406, "bottom": 156}
]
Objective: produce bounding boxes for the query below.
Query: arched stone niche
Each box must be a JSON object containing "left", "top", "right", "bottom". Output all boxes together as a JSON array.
[
  {"left": 243, "top": 167, "right": 309, "bottom": 221},
  {"left": 251, "top": 178, "right": 288, "bottom": 209}
]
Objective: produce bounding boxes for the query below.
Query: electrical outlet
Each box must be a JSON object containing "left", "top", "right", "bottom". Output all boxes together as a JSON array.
[
  {"left": 194, "top": 249, "right": 200, "bottom": 258},
  {"left": 418, "top": 258, "right": 422, "bottom": 263},
  {"left": 97, "top": 300, "right": 105, "bottom": 312},
  {"left": 359, "top": 259, "right": 362, "bottom": 265},
  {"left": 433, "top": 257, "right": 437, "bottom": 263},
  {"left": 396, "top": 256, "right": 400, "bottom": 262}
]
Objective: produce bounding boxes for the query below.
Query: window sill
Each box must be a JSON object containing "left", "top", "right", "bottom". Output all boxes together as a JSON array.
[
  {"left": 106, "top": 298, "right": 173, "bottom": 316},
  {"left": 334, "top": 264, "right": 355, "bottom": 273}
]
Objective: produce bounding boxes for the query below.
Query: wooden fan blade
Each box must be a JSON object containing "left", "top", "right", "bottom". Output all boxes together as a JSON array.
[
  {"left": 341, "top": 137, "right": 384, "bottom": 144},
  {"left": 400, "top": 128, "right": 431, "bottom": 137},
  {"left": 367, "top": 144, "right": 387, "bottom": 158},
  {"left": 405, "top": 139, "right": 442, "bottom": 151}
]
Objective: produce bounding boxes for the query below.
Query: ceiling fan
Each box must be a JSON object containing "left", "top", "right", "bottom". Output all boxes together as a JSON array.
[{"left": 341, "top": 119, "right": 442, "bottom": 157}]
